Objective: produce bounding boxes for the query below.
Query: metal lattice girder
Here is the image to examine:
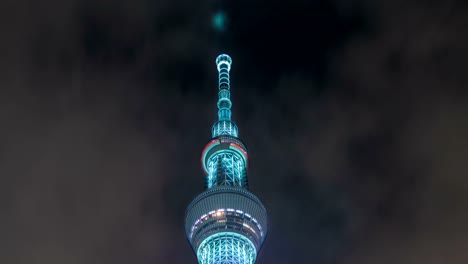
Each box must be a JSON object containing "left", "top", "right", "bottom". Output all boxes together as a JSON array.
[
  {"left": 207, "top": 152, "right": 246, "bottom": 188},
  {"left": 197, "top": 232, "right": 257, "bottom": 264},
  {"left": 212, "top": 121, "right": 238, "bottom": 137}
]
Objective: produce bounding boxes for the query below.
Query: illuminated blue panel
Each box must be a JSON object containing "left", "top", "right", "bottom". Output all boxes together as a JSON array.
[{"left": 197, "top": 232, "right": 257, "bottom": 264}]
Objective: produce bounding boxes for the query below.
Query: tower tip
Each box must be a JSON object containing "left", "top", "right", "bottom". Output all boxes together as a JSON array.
[{"left": 216, "top": 54, "right": 232, "bottom": 72}]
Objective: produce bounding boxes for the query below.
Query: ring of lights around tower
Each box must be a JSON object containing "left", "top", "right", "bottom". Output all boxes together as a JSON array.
[
  {"left": 216, "top": 54, "right": 232, "bottom": 71},
  {"left": 201, "top": 136, "right": 249, "bottom": 175},
  {"left": 185, "top": 186, "right": 267, "bottom": 250},
  {"left": 197, "top": 232, "right": 257, "bottom": 264},
  {"left": 190, "top": 208, "right": 264, "bottom": 241}
]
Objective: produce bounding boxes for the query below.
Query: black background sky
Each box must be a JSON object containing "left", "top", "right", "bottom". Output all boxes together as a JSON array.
[{"left": 1, "top": 0, "right": 468, "bottom": 263}]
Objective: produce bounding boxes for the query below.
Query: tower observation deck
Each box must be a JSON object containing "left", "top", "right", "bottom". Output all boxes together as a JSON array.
[{"left": 185, "top": 54, "right": 268, "bottom": 264}]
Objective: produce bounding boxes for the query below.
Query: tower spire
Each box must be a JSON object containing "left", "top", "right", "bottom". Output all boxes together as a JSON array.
[
  {"left": 216, "top": 54, "right": 232, "bottom": 122},
  {"left": 212, "top": 54, "right": 238, "bottom": 138}
]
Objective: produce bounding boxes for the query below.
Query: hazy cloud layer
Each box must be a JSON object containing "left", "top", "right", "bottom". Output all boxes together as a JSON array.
[{"left": 1, "top": 0, "right": 467, "bottom": 264}]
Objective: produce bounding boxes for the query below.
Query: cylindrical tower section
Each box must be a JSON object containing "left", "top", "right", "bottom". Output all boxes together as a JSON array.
[
  {"left": 216, "top": 54, "right": 232, "bottom": 119},
  {"left": 185, "top": 186, "right": 268, "bottom": 264},
  {"left": 201, "top": 136, "right": 249, "bottom": 189}
]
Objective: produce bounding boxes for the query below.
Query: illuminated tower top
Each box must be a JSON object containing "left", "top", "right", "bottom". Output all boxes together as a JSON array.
[{"left": 212, "top": 54, "right": 238, "bottom": 138}]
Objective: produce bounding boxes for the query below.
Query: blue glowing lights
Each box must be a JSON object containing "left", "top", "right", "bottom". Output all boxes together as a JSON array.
[
  {"left": 213, "top": 54, "right": 237, "bottom": 138},
  {"left": 185, "top": 54, "right": 267, "bottom": 264},
  {"left": 197, "top": 232, "right": 257, "bottom": 264},
  {"left": 212, "top": 12, "right": 227, "bottom": 32}
]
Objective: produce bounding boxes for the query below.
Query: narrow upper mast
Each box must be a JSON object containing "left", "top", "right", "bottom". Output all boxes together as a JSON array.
[{"left": 212, "top": 54, "right": 238, "bottom": 138}]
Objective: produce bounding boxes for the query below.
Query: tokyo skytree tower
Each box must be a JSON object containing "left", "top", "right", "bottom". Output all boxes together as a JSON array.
[{"left": 184, "top": 54, "right": 268, "bottom": 264}]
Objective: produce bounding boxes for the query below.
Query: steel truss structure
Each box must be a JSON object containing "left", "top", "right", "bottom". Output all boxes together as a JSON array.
[
  {"left": 207, "top": 152, "right": 246, "bottom": 188},
  {"left": 197, "top": 232, "right": 257, "bottom": 264}
]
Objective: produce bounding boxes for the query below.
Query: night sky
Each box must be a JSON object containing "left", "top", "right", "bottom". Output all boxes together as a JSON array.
[{"left": 1, "top": 0, "right": 468, "bottom": 263}]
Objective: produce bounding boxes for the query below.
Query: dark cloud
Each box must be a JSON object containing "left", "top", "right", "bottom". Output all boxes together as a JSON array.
[
  {"left": 1, "top": 0, "right": 467, "bottom": 263},
  {"left": 0, "top": 0, "right": 202, "bottom": 263}
]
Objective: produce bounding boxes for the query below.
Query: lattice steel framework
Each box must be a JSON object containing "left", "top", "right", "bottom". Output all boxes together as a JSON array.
[
  {"left": 197, "top": 232, "right": 257, "bottom": 264},
  {"left": 185, "top": 54, "right": 267, "bottom": 264},
  {"left": 207, "top": 152, "right": 246, "bottom": 188}
]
